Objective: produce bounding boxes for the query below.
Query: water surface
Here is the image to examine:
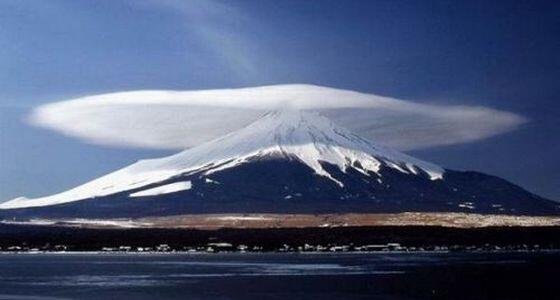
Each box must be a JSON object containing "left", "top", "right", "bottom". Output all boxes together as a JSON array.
[{"left": 0, "top": 252, "right": 558, "bottom": 299}]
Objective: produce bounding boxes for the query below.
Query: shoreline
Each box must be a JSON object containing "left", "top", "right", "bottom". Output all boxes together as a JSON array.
[
  {"left": 2, "top": 223, "right": 560, "bottom": 253},
  {"left": 2, "top": 249, "right": 560, "bottom": 255}
]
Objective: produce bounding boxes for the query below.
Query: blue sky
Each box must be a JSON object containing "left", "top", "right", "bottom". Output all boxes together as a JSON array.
[{"left": 0, "top": 0, "right": 558, "bottom": 201}]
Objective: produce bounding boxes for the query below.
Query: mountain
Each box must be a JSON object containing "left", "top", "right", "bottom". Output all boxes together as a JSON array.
[{"left": 1, "top": 110, "right": 558, "bottom": 219}]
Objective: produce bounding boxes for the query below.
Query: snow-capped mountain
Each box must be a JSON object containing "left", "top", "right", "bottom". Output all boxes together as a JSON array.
[{"left": 0, "top": 110, "right": 558, "bottom": 218}]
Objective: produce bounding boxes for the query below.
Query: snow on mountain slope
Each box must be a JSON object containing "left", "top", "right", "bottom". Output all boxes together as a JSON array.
[
  {"left": 128, "top": 181, "right": 192, "bottom": 198},
  {"left": 0, "top": 110, "right": 443, "bottom": 209}
]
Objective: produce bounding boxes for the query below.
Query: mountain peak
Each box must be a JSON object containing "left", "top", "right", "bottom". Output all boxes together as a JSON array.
[{"left": 151, "top": 109, "right": 444, "bottom": 184}]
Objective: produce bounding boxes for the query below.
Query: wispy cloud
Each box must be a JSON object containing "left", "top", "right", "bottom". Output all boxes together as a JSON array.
[
  {"left": 28, "top": 84, "right": 527, "bottom": 151},
  {"left": 136, "top": 0, "right": 258, "bottom": 82}
]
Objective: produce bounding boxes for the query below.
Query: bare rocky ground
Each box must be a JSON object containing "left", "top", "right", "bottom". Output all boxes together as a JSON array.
[
  {"left": 5, "top": 212, "right": 559, "bottom": 229},
  {"left": 137, "top": 212, "right": 560, "bottom": 229}
]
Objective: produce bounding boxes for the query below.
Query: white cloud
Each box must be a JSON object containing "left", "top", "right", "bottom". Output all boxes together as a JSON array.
[{"left": 28, "top": 84, "right": 526, "bottom": 151}]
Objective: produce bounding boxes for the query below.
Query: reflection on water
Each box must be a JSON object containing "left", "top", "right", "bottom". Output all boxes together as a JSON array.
[{"left": 0, "top": 252, "right": 558, "bottom": 299}]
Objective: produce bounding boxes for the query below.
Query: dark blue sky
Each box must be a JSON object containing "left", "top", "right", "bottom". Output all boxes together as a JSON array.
[{"left": 0, "top": 0, "right": 558, "bottom": 201}]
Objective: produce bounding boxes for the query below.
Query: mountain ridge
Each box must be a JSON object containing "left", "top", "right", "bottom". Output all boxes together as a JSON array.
[{"left": 0, "top": 110, "right": 558, "bottom": 218}]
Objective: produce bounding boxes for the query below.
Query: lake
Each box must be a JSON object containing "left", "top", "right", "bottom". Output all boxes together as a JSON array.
[{"left": 0, "top": 252, "right": 558, "bottom": 299}]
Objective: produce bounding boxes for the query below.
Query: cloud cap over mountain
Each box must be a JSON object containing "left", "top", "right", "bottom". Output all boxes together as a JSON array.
[{"left": 29, "top": 84, "right": 526, "bottom": 151}]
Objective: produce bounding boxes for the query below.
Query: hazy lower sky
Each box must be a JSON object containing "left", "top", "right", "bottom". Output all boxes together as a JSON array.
[{"left": 0, "top": 0, "right": 558, "bottom": 201}]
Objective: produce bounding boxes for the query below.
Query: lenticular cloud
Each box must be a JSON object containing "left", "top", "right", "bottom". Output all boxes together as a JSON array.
[{"left": 29, "top": 84, "right": 526, "bottom": 151}]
